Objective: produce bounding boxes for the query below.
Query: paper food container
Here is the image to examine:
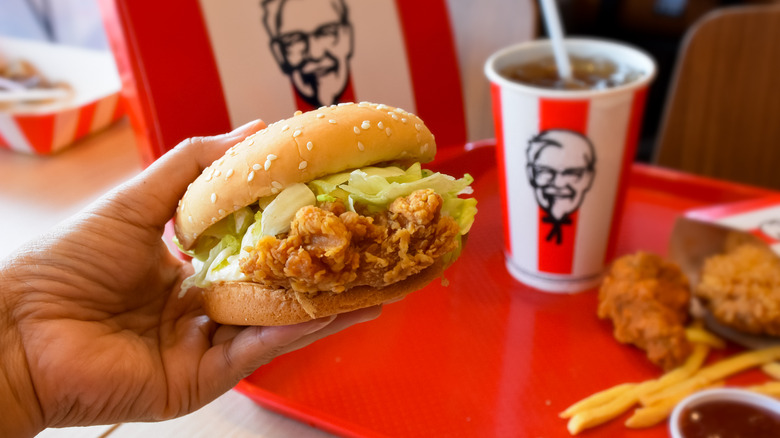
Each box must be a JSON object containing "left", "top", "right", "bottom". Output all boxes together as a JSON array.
[
  {"left": 0, "top": 36, "right": 124, "bottom": 155},
  {"left": 669, "top": 195, "right": 780, "bottom": 349}
]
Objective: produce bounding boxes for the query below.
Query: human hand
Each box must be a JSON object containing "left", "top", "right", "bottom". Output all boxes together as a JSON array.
[{"left": 0, "top": 120, "right": 381, "bottom": 437}]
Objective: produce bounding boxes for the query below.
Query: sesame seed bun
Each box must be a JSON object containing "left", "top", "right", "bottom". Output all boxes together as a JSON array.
[{"left": 175, "top": 102, "right": 436, "bottom": 251}]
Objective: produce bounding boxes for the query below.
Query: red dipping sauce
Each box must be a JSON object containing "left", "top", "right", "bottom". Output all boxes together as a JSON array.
[{"left": 678, "top": 399, "right": 780, "bottom": 438}]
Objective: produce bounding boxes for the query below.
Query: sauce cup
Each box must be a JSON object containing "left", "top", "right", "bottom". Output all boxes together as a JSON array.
[{"left": 669, "top": 388, "right": 780, "bottom": 438}]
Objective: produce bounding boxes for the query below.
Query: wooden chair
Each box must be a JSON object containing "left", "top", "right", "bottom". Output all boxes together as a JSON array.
[{"left": 653, "top": 4, "right": 780, "bottom": 190}]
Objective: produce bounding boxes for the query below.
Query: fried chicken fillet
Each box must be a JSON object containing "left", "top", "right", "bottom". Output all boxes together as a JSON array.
[
  {"left": 695, "top": 243, "right": 780, "bottom": 337},
  {"left": 598, "top": 252, "right": 693, "bottom": 370},
  {"left": 240, "top": 189, "right": 460, "bottom": 295}
]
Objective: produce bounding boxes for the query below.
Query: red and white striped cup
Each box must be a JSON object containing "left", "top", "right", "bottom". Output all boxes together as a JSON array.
[{"left": 484, "top": 38, "right": 656, "bottom": 292}]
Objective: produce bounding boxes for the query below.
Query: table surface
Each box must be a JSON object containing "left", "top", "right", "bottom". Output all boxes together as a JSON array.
[
  {"left": 0, "top": 120, "right": 337, "bottom": 438},
  {"left": 5, "top": 119, "right": 778, "bottom": 438}
]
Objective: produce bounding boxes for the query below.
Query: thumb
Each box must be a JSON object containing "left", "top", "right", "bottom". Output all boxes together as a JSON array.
[{"left": 112, "top": 119, "right": 266, "bottom": 228}]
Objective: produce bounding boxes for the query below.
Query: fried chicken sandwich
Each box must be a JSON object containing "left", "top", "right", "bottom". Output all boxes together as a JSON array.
[{"left": 174, "top": 103, "right": 477, "bottom": 325}]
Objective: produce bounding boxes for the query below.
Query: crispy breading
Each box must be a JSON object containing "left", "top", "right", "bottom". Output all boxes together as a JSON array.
[
  {"left": 240, "top": 189, "right": 460, "bottom": 294},
  {"left": 598, "top": 252, "right": 693, "bottom": 370},
  {"left": 695, "top": 243, "right": 780, "bottom": 337}
]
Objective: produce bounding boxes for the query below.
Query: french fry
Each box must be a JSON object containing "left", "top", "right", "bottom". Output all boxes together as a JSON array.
[
  {"left": 625, "top": 381, "right": 724, "bottom": 429},
  {"left": 564, "top": 343, "right": 710, "bottom": 434},
  {"left": 748, "top": 381, "right": 780, "bottom": 398},
  {"left": 640, "top": 346, "right": 780, "bottom": 407},
  {"left": 640, "top": 343, "right": 710, "bottom": 399},
  {"left": 566, "top": 380, "right": 658, "bottom": 435},
  {"left": 559, "top": 383, "right": 636, "bottom": 419},
  {"left": 685, "top": 326, "right": 726, "bottom": 349},
  {"left": 761, "top": 362, "right": 780, "bottom": 380}
]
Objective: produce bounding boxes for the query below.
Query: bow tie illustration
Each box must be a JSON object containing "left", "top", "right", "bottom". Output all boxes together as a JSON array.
[{"left": 541, "top": 212, "right": 573, "bottom": 245}]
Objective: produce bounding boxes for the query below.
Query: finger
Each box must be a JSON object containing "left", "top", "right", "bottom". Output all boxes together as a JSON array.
[
  {"left": 116, "top": 119, "right": 266, "bottom": 227},
  {"left": 203, "top": 315, "right": 337, "bottom": 387},
  {"left": 278, "top": 306, "right": 382, "bottom": 355},
  {"left": 204, "top": 306, "right": 381, "bottom": 387}
]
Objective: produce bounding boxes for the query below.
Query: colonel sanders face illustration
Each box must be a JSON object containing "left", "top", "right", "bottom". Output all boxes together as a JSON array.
[
  {"left": 526, "top": 130, "right": 596, "bottom": 241},
  {"left": 262, "top": 0, "right": 354, "bottom": 108}
]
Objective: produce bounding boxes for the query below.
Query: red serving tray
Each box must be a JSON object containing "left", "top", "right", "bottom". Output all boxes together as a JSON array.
[{"left": 235, "top": 141, "right": 778, "bottom": 437}]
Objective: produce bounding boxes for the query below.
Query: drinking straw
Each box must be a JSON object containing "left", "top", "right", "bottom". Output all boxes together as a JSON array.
[{"left": 539, "top": 0, "right": 572, "bottom": 80}]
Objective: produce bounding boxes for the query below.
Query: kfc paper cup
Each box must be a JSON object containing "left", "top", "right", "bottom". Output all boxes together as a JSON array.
[{"left": 484, "top": 38, "right": 656, "bottom": 293}]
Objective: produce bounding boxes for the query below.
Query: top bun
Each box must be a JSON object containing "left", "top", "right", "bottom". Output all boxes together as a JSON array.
[{"left": 174, "top": 102, "right": 437, "bottom": 250}]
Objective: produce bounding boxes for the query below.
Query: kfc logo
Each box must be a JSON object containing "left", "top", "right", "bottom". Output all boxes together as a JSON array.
[
  {"left": 526, "top": 129, "right": 596, "bottom": 245},
  {"left": 261, "top": 0, "right": 355, "bottom": 108}
]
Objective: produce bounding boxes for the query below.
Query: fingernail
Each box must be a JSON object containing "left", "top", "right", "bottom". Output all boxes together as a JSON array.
[
  {"left": 232, "top": 118, "right": 264, "bottom": 133},
  {"left": 304, "top": 315, "right": 337, "bottom": 334}
]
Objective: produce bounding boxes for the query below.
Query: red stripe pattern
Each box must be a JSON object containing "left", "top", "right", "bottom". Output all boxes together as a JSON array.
[
  {"left": 491, "top": 83, "right": 513, "bottom": 256},
  {"left": 536, "top": 99, "right": 590, "bottom": 274},
  {"left": 395, "top": 0, "right": 466, "bottom": 149}
]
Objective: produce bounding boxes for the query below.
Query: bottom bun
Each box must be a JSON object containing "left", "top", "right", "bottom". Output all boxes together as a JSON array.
[{"left": 202, "top": 261, "right": 445, "bottom": 326}]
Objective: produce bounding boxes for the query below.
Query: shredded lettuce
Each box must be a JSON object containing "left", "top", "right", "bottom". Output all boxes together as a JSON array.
[
  {"left": 179, "top": 234, "right": 242, "bottom": 295},
  {"left": 260, "top": 183, "right": 316, "bottom": 237}
]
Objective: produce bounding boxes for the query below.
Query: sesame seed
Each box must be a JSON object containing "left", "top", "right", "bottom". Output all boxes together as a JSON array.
[
  {"left": 211, "top": 217, "right": 217, "bottom": 223},
  {"left": 306, "top": 141, "right": 313, "bottom": 151},
  {"left": 214, "top": 170, "right": 221, "bottom": 177},
  {"left": 401, "top": 118, "right": 407, "bottom": 123},
  {"left": 386, "top": 127, "right": 392, "bottom": 136},
  {"left": 271, "top": 188, "right": 280, "bottom": 195},
  {"left": 264, "top": 160, "right": 272, "bottom": 171},
  {"left": 391, "top": 113, "right": 399, "bottom": 120},
  {"left": 248, "top": 171, "right": 255, "bottom": 182},
  {"left": 271, "top": 181, "right": 283, "bottom": 189},
  {"left": 377, "top": 104, "right": 387, "bottom": 110},
  {"left": 353, "top": 126, "right": 361, "bottom": 134},
  {"left": 245, "top": 139, "right": 254, "bottom": 146},
  {"left": 211, "top": 193, "right": 217, "bottom": 203},
  {"left": 294, "top": 110, "right": 302, "bottom": 116},
  {"left": 377, "top": 121, "right": 384, "bottom": 130},
  {"left": 415, "top": 123, "right": 422, "bottom": 131},
  {"left": 267, "top": 154, "right": 278, "bottom": 161},
  {"left": 361, "top": 120, "right": 371, "bottom": 129},
  {"left": 299, "top": 161, "right": 308, "bottom": 169},
  {"left": 218, "top": 209, "right": 225, "bottom": 215},
  {"left": 422, "top": 143, "right": 429, "bottom": 152},
  {"left": 293, "top": 130, "right": 302, "bottom": 137},
  {"left": 316, "top": 113, "right": 325, "bottom": 118},
  {"left": 329, "top": 119, "right": 337, "bottom": 124},
  {"left": 188, "top": 215, "right": 194, "bottom": 224},
  {"left": 226, "top": 169, "right": 234, "bottom": 179},
  {"left": 357, "top": 141, "right": 365, "bottom": 151},
  {"left": 252, "top": 163, "right": 261, "bottom": 171},
  {"left": 281, "top": 124, "right": 290, "bottom": 132}
]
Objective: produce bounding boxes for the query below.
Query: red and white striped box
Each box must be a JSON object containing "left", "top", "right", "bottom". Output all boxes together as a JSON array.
[
  {"left": 99, "top": 0, "right": 468, "bottom": 166},
  {"left": 485, "top": 38, "right": 656, "bottom": 293},
  {"left": 0, "top": 37, "right": 124, "bottom": 155},
  {"left": 670, "top": 195, "right": 780, "bottom": 280}
]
